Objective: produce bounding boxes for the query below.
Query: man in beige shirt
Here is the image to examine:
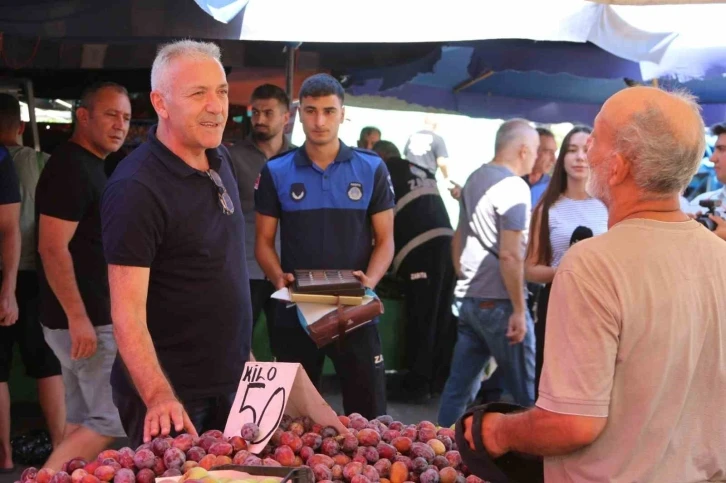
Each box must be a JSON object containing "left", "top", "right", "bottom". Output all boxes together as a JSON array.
[{"left": 462, "top": 86, "right": 726, "bottom": 482}]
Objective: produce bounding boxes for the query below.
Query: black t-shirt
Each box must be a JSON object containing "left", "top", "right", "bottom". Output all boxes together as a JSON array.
[
  {"left": 0, "top": 146, "right": 20, "bottom": 205},
  {"left": 403, "top": 129, "right": 448, "bottom": 176},
  {"left": 35, "top": 141, "right": 111, "bottom": 329},
  {"left": 102, "top": 125, "right": 251, "bottom": 399},
  {"left": 385, "top": 157, "right": 452, "bottom": 273}
]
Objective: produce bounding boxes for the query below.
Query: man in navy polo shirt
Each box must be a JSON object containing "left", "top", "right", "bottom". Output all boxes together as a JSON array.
[
  {"left": 255, "top": 74, "right": 395, "bottom": 418},
  {"left": 101, "top": 40, "right": 251, "bottom": 445}
]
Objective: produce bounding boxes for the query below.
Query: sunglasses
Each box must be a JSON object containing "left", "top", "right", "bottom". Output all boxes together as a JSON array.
[{"left": 206, "top": 168, "right": 234, "bottom": 215}]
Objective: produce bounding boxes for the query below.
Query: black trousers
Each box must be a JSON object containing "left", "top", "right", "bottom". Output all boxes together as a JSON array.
[
  {"left": 269, "top": 321, "right": 386, "bottom": 419},
  {"left": 398, "top": 237, "right": 457, "bottom": 392},
  {"left": 534, "top": 283, "right": 552, "bottom": 400},
  {"left": 0, "top": 270, "right": 61, "bottom": 382},
  {"left": 249, "top": 279, "right": 276, "bottom": 330},
  {"left": 112, "top": 379, "right": 236, "bottom": 448}
]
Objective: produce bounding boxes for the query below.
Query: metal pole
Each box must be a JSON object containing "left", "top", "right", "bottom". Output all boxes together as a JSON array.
[
  {"left": 24, "top": 80, "right": 40, "bottom": 152},
  {"left": 285, "top": 43, "right": 296, "bottom": 99}
]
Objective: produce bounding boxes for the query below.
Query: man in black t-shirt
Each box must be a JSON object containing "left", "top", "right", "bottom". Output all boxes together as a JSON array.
[
  {"left": 102, "top": 40, "right": 252, "bottom": 446},
  {"left": 36, "top": 82, "right": 131, "bottom": 469},
  {"left": 373, "top": 140, "right": 457, "bottom": 402}
]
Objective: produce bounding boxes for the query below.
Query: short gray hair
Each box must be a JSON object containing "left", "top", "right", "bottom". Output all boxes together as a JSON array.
[
  {"left": 151, "top": 40, "right": 222, "bottom": 94},
  {"left": 614, "top": 89, "right": 705, "bottom": 197},
  {"left": 494, "top": 118, "right": 535, "bottom": 154}
]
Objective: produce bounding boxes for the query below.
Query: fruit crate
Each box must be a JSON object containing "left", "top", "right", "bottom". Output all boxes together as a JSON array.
[{"left": 210, "top": 465, "right": 314, "bottom": 483}]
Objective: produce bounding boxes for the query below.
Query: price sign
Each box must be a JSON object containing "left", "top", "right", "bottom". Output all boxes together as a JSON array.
[{"left": 224, "top": 362, "right": 347, "bottom": 453}]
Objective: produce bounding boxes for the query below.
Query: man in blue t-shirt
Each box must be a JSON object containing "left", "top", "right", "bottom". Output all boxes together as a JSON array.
[{"left": 255, "top": 74, "right": 395, "bottom": 418}]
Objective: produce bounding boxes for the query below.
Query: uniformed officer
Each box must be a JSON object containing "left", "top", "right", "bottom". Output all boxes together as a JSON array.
[{"left": 255, "top": 74, "right": 395, "bottom": 418}]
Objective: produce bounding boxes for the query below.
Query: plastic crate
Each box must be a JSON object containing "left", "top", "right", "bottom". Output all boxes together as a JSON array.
[{"left": 210, "top": 465, "right": 314, "bottom": 483}]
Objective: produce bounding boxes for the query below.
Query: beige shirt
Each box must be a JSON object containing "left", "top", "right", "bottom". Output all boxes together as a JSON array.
[{"left": 538, "top": 219, "right": 726, "bottom": 483}]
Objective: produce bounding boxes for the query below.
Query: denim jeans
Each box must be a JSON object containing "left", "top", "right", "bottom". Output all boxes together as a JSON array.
[{"left": 437, "top": 298, "right": 535, "bottom": 427}]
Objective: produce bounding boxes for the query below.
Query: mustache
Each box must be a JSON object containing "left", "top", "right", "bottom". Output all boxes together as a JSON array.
[{"left": 254, "top": 124, "right": 269, "bottom": 129}]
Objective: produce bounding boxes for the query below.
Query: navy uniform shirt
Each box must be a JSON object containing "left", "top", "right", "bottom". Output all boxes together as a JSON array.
[
  {"left": 255, "top": 141, "right": 395, "bottom": 327},
  {"left": 101, "top": 126, "right": 252, "bottom": 399}
]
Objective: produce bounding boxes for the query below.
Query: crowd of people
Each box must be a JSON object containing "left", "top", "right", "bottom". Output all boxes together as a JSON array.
[{"left": 0, "top": 38, "right": 724, "bottom": 482}]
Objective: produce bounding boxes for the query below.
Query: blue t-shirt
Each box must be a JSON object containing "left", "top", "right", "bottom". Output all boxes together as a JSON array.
[
  {"left": 255, "top": 141, "right": 395, "bottom": 327},
  {"left": 525, "top": 173, "right": 551, "bottom": 209},
  {"left": 102, "top": 126, "right": 252, "bottom": 398}
]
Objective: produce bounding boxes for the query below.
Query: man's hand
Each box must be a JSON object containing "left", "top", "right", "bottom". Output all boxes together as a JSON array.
[
  {"left": 449, "top": 181, "right": 462, "bottom": 200},
  {"left": 506, "top": 311, "right": 527, "bottom": 345},
  {"left": 274, "top": 273, "right": 295, "bottom": 291},
  {"left": 352, "top": 270, "right": 373, "bottom": 289},
  {"left": 144, "top": 394, "right": 198, "bottom": 443},
  {"left": 68, "top": 315, "right": 98, "bottom": 360},
  {"left": 709, "top": 214, "right": 726, "bottom": 240},
  {"left": 462, "top": 412, "right": 507, "bottom": 458},
  {"left": 0, "top": 290, "right": 18, "bottom": 326}
]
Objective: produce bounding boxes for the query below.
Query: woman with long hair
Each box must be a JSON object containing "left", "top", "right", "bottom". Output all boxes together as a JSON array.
[{"left": 525, "top": 125, "right": 608, "bottom": 398}]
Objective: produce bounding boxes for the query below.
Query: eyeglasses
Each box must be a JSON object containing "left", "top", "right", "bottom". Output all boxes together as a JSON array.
[{"left": 206, "top": 168, "right": 234, "bottom": 215}]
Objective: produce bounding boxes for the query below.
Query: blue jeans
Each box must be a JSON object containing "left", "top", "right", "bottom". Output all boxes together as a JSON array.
[{"left": 437, "top": 298, "right": 535, "bottom": 427}]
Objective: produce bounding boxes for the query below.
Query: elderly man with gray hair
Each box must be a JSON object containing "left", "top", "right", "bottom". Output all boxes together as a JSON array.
[
  {"left": 101, "top": 40, "right": 252, "bottom": 446},
  {"left": 437, "top": 118, "right": 539, "bottom": 427},
  {"left": 461, "top": 87, "right": 726, "bottom": 482}
]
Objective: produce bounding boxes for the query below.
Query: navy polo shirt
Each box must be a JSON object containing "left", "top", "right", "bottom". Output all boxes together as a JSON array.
[
  {"left": 101, "top": 125, "right": 252, "bottom": 399},
  {"left": 255, "top": 141, "right": 395, "bottom": 328}
]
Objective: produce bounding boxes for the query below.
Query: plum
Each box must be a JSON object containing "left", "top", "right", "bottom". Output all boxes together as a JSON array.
[
  {"left": 391, "top": 437, "right": 412, "bottom": 454},
  {"left": 388, "top": 462, "right": 408, "bottom": 483},
  {"left": 113, "top": 469, "right": 135, "bottom": 483},
  {"left": 151, "top": 457, "right": 166, "bottom": 476},
  {"left": 443, "top": 452, "right": 461, "bottom": 470},
  {"left": 208, "top": 442, "right": 232, "bottom": 457},
  {"left": 97, "top": 451, "right": 120, "bottom": 463},
  {"left": 342, "top": 462, "right": 363, "bottom": 481},
  {"left": 357, "top": 429, "right": 380, "bottom": 447},
  {"left": 400, "top": 428, "right": 418, "bottom": 441},
  {"left": 410, "top": 443, "right": 435, "bottom": 463},
  {"left": 388, "top": 422, "right": 404, "bottom": 432},
  {"left": 280, "top": 432, "right": 303, "bottom": 453},
  {"left": 331, "top": 464, "right": 344, "bottom": 480},
  {"left": 232, "top": 450, "right": 250, "bottom": 465},
  {"left": 313, "top": 464, "right": 333, "bottom": 482},
  {"left": 300, "top": 446, "right": 315, "bottom": 462},
  {"left": 321, "top": 426, "right": 338, "bottom": 439},
  {"left": 94, "top": 467, "right": 116, "bottom": 482},
  {"left": 171, "top": 434, "right": 195, "bottom": 453},
  {"left": 426, "top": 440, "right": 445, "bottom": 456},
  {"left": 163, "top": 448, "right": 186, "bottom": 470},
  {"left": 464, "top": 476, "right": 483, "bottom": 483},
  {"left": 71, "top": 469, "right": 88, "bottom": 483},
  {"left": 241, "top": 422, "right": 260, "bottom": 441},
  {"left": 186, "top": 447, "right": 206, "bottom": 463},
  {"left": 50, "top": 472, "right": 71, "bottom": 483},
  {"left": 349, "top": 418, "right": 368, "bottom": 431},
  {"left": 361, "top": 447, "right": 379, "bottom": 464},
  {"left": 198, "top": 454, "right": 217, "bottom": 470},
  {"left": 437, "top": 468, "right": 457, "bottom": 483},
  {"left": 243, "top": 456, "right": 263, "bottom": 466},
  {"left": 392, "top": 456, "right": 413, "bottom": 471},
  {"left": 376, "top": 443, "right": 396, "bottom": 460},
  {"left": 67, "top": 459, "right": 87, "bottom": 473},
  {"left": 197, "top": 437, "right": 218, "bottom": 453},
  {"left": 288, "top": 421, "right": 305, "bottom": 437},
  {"left": 419, "top": 470, "right": 439, "bottom": 483},
  {"left": 161, "top": 470, "right": 180, "bottom": 478},
  {"left": 151, "top": 438, "right": 171, "bottom": 457},
  {"left": 302, "top": 432, "right": 323, "bottom": 450},
  {"left": 376, "top": 415, "right": 393, "bottom": 426},
  {"left": 134, "top": 449, "right": 154, "bottom": 469},
  {"left": 350, "top": 476, "right": 371, "bottom": 483},
  {"left": 381, "top": 430, "right": 400, "bottom": 444},
  {"left": 274, "top": 445, "right": 296, "bottom": 466},
  {"left": 118, "top": 453, "right": 135, "bottom": 470},
  {"left": 100, "top": 461, "right": 121, "bottom": 472},
  {"left": 181, "top": 461, "right": 198, "bottom": 472},
  {"left": 134, "top": 470, "right": 155, "bottom": 483},
  {"left": 228, "top": 436, "right": 247, "bottom": 452},
  {"left": 201, "top": 430, "right": 223, "bottom": 439},
  {"left": 341, "top": 434, "right": 358, "bottom": 453},
  {"left": 321, "top": 438, "right": 340, "bottom": 457},
  {"left": 135, "top": 444, "right": 151, "bottom": 453},
  {"left": 118, "top": 448, "right": 134, "bottom": 458},
  {"left": 367, "top": 421, "right": 387, "bottom": 434},
  {"left": 435, "top": 436, "right": 452, "bottom": 452},
  {"left": 271, "top": 428, "right": 285, "bottom": 446},
  {"left": 80, "top": 476, "right": 100, "bottom": 483},
  {"left": 454, "top": 476, "right": 466, "bottom": 483},
  {"left": 431, "top": 457, "right": 449, "bottom": 470},
  {"left": 417, "top": 429, "right": 436, "bottom": 444},
  {"left": 263, "top": 457, "right": 282, "bottom": 467},
  {"left": 353, "top": 455, "right": 367, "bottom": 465},
  {"left": 279, "top": 415, "right": 293, "bottom": 431},
  {"left": 307, "top": 454, "right": 334, "bottom": 469},
  {"left": 332, "top": 454, "right": 351, "bottom": 467},
  {"left": 436, "top": 429, "right": 454, "bottom": 440},
  {"left": 373, "top": 459, "right": 392, "bottom": 478},
  {"left": 362, "top": 465, "right": 380, "bottom": 482},
  {"left": 83, "top": 463, "right": 100, "bottom": 477},
  {"left": 338, "top": 416, "right": 350, "bottom": 428},
  {"left": 411, "top": 458, "right": 428, "bottom": 474},
  {"left": 214, "top": 455, "right": 232, "bottom": 466},
  {"left": 416, "top": 422, "right": 436, "bottom": 432},
  {"left": 299, "top": 416, "right": 314, "bottom": 432}
]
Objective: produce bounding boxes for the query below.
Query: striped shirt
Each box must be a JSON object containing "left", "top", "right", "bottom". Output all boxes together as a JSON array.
[{"left": 549, "top": 196, "right": 609, "bottom": 268}]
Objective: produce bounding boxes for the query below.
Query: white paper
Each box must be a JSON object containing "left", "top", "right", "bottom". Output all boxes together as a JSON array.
[{"left": 270, "top": 288, "right": 376, "bottom": 327}]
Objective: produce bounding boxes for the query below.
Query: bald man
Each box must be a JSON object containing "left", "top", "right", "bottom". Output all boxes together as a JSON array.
[
  {"left": 437, "top": 119, "right": 538, "bottom": 427},
  {"left": 462, "top": 87, "right": 726, "bottom": 482}
]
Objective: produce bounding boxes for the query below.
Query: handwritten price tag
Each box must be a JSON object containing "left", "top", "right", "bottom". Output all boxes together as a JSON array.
[{"left": 224, "top": 362, "right": 347, "bottom": 453}]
